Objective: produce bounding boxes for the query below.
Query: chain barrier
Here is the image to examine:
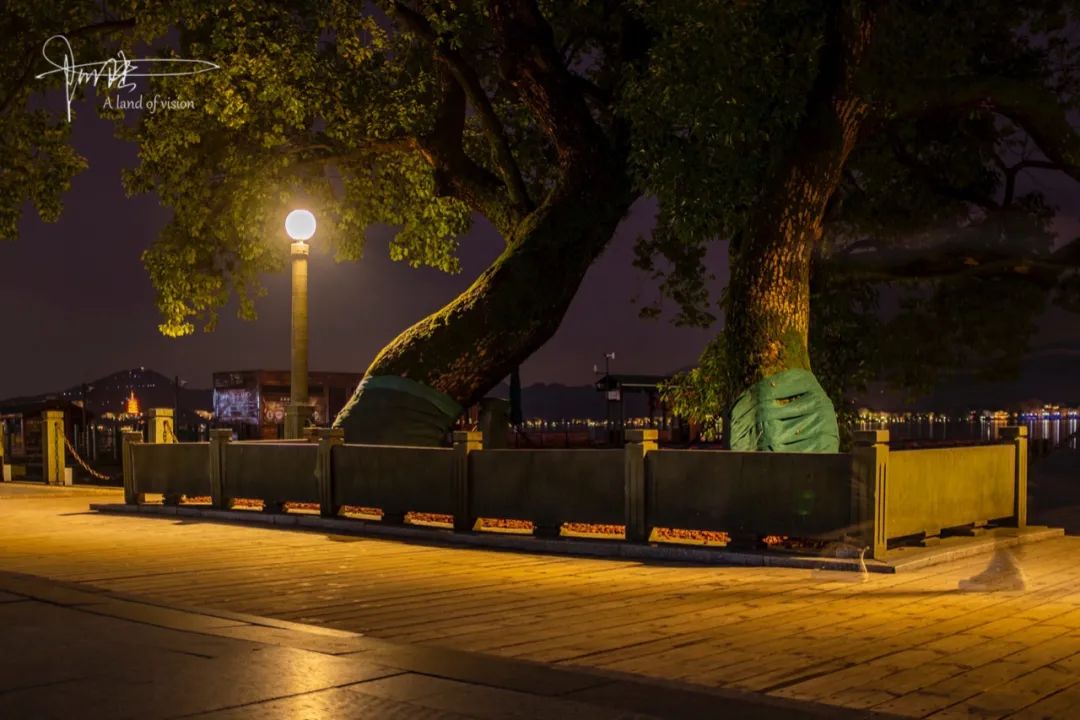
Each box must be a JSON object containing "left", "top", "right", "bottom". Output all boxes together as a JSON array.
[{"left": 63, "top": 433, "right": 118, "bottom": 482}]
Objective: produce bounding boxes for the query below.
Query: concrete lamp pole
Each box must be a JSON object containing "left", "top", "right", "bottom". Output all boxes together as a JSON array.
[{"left": 284, "top": 209, "right": 316, "bottom": 439}]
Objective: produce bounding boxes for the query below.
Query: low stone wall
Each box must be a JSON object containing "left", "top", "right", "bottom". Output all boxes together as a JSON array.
[
  {"left": 332, "top": 444, "right": 456, "bottom": 519},
  {"left": 470, "top": 449, "right": 624, "bottom": 535},
  {"left": 122, "top": 427, "right": 1030, "bottom": 559},
  {"left": 647, "top": 449, "right": 854, "bottom": 542}
]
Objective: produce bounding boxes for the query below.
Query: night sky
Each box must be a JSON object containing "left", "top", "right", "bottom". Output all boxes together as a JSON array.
[
  {"left": 0, "top": 94, "right": 718, "bottom": 399},
  {"left": 2, "top": 92, "right": 1078, "bottom": 402}
]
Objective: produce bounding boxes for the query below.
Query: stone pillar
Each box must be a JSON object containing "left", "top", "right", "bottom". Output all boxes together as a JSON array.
[
  {"left": 121, "top": 429, "right": 143, "bottom": 504},
  {"left": 41, "top": 410, "right": 66, "bottom": 485},
  {"left": 853, "top": 430, "right": 889, "bottom": 560},
  {"left": 1000, "top": 426, "right": 1028, "bottom": 529},
  {"left": 208, "top": 429, "right": 232, "bottom": 509},
  {"left": 285, "top": 240, "right": 310, "bottom": 439},
  {"left": 624, "top": 429, "right": 658, "bottom": 543},
  {"left": 316, "top": 428, "right": 344, "bottom": 518},
  {"left": 453, "top": 430, "right": 483, "bottom": 532},
  {"left": 148, "top": 407, "right": 176, "bottom": 444}
]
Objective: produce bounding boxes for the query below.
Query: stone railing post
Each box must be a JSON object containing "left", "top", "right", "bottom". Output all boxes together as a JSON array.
[
  {"left": 1000, "top": 426, "right": 1028, "bottom": 529},
  {"left": 624, "top": 429, "right": 658, "bottom": 543},
  {"left": 122, "top": 429, "right": 143, "bottom": 504},
  {"left": 149, "top": 408, "right": 180, "bottom": 504},
  {"left": 453, "top": 430, "right": 483, "bottom": 532},
  {"left": 147, "top": 408, "right": 175, "bottom": 444},
  {"left": 208, "top": 429, "right": 233, "bottom": 509},
  {"left": 41, "top": 410, "right": 67, "bottom": 485},
  {"left": 316, "top": 428, "right": 344, "bottom": 518},
  {"left": 853, "top": 429, "right": 889, "bottom": 560}
]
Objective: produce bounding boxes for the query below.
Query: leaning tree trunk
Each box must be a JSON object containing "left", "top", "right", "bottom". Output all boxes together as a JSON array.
[
  {"left": 334, "top": 168, "right": 632, "bottom": 445},
  {"left": 725, "top": 6, "right": 875, "bottom": 452}
]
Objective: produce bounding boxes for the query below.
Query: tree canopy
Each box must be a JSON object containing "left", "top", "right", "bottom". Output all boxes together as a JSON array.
[{"left": 629, "top": 0, "right": 1080, "bottom": 437}]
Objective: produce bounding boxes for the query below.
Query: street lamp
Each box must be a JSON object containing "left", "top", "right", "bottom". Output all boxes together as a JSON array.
[{"left": 284, "top": 209, "right": 316, "bottom": 439}]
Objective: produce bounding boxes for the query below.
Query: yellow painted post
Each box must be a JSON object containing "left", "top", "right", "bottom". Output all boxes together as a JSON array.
[
  {"left": 41, "top": 410, "right": 66, "bottom": 485},
  {"left": 121, "top": 430, "right": 143, "bottom": 504},
  {"left": 624, "top": 429, "right": 658, "bottom": 543},
  {"left": 853, "top": 429, "right": 889, "bottom": 560},
  {"left": 1000, "top": 426, "right": 1028, "bottom": 529},
  {"left": 208, "top": 429, "right": 232, "bottom": 509},
  {"left": 316, "top": 428, "right": 344, "bottom": 518},
  {"left": 453, "top": 430, "right": 483, "bottom": 532},
  {"left": 147, "top": 408, "right": 176, "bottom": 444}
]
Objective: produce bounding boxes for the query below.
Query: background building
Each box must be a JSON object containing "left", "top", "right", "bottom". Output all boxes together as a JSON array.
[{"left": 212, "top": 370, "right": 362, "bottom": 439}]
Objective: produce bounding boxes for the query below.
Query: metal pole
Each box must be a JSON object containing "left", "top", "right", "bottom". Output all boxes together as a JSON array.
[{"left": 285, "top": 241, "right": 311, "bottom": 438}]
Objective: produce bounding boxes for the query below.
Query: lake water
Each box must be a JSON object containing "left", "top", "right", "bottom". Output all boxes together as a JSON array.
[{"left": 859, "top": 416, "right": 1079, "bottom": 450}]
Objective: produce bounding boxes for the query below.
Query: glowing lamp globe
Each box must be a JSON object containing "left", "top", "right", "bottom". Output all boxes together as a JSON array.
[{"left": 285, "top": 209, "right": 316, "bottom": 241}]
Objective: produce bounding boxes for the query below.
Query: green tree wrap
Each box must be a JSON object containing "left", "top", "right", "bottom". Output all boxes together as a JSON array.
[
  {"left": 332, "top": 375, "right": 463, "bottom": 446},
  {"left": 728, "top": 369, "right": 839, "bottom": 452}
]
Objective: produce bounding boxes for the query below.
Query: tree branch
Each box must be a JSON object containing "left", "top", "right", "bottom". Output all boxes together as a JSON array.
[
  {"left": 391, "top": 1, "right": 533, "bottom": 214},
  {"left": 829, "top": 231, "right": 1079, "bottom": 285},
  {"left": 895, "top": 76, "right": 1080, "bottom": 185},
  {"left": 488, "top": 0, "right": 610, "bottom": 168}
]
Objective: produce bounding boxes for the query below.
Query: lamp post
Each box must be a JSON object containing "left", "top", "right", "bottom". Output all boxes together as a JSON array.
[{"left": 284, "top": 209, "right": 316, "bottom": 439}]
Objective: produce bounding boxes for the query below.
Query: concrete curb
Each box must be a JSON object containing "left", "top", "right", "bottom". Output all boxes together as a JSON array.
[
  {"left": 91, "top": 502, "right": 1065, "bottom": 573},
  {"left": 93, "top": 501, "right": 893, "bottom": 571}
]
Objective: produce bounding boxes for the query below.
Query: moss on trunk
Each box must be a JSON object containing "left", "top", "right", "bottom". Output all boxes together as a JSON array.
[{"left": 334, "top": 168, "right": 633, "bottom": 445}]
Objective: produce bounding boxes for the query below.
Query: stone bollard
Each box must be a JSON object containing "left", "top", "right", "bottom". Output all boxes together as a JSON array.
[
  {"left": 147, "top": 408, "right": 176, "bottom": 444},
  {"left": 624, "top": 429, "right": 658, "bottom": 543},
  {"left": 41, "top": 410, "right": 67, "bottom": 485},
  {"left": 852, "top": 430, "right": 889, "bottom": 560},
  {"left": 316, "top": 428, "right": 344, "bottom": 518},
  {"left": 1000, "top": 426, "right": 1028, "bottom": 529},
  {"left": 453, "top": 430, "right": 483, "bottom": 532},
  {"left": 208, "top": 429, "right": 233, "bottom": 509}
]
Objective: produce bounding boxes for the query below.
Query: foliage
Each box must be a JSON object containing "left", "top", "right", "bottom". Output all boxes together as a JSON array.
[
  {"left": 637, "top": 0, "right": 1080, "bottom": 423},
  {"left": 0, "top": 1, "right": 124, "bottom": 241}
]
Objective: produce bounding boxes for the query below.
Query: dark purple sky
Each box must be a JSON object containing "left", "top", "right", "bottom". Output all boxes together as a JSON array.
[
  {"left": 2, "top": 94, "right": 1078, "bottom": 401},
  {"left": 0, "top": 96, "right": 717, "bottom": 398}
]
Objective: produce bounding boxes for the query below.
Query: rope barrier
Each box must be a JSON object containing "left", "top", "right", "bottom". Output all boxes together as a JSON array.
[{"left": 63, "top": 433, "right": 117, "bottom": 482}]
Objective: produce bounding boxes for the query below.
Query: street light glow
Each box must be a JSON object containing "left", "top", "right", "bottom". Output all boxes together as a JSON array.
[{"left": 285, "top": 209, "right": 316, "bottom": 241}]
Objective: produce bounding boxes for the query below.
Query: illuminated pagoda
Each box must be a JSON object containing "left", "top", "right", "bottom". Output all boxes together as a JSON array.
[{"left": 123, "top": 390, "right": 141, "bottom": 417}]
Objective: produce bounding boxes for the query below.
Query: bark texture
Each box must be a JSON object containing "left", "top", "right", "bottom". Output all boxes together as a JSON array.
[
  {"left": 335, "top": 0, "right": 636, "bottom": 444},
  {"left": 725, "top": 5, "right": 875, "bottom": 450},
  {"left": 335, "top": 168, "right": 632, "bottom": 444}
]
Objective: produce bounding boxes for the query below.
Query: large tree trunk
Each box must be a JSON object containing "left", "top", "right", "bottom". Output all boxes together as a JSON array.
[
  {"left": 725, "top": 6, "right": 874, "bottom": 451},
  {"left": 334, "top": 168, "right": 632, "bottom": 445}
]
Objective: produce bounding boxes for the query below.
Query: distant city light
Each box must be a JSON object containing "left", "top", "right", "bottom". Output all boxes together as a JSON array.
[{"left": 285, "top": 209, "right": 316, "bottom": 241}]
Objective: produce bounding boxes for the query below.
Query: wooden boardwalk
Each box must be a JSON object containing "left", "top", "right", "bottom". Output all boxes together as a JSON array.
[{"left": 3, "top": 484, "right": 1080, "bottom": 718}]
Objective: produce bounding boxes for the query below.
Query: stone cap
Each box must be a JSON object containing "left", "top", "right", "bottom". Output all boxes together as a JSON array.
[
  {"left": 853, "top": 429, "right": 889, "bottom": 445},
  {"left": 625, "top": 429, "right": 658, "bottom": 443},
  {"left": 147, "top": 407, "right": 175, "bottom": 418},
  {"left": 1000, "top": 426, "right": 1029, "bottom": 439}
]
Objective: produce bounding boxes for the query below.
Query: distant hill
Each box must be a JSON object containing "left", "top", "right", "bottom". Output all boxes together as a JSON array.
[
  {"left": 0, "top": 367, "right": 212, "bottom": 423},
  {"left": 486, "top": 381, "right": 659, "bottom": 421},
  {"left": 857, "top": 346, "right": 1080, "bottom": 412}
]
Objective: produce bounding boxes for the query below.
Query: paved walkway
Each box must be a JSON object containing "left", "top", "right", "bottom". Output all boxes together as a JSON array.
[
  {"left": 2, "top": 483, "right": 1080, "bottom": 718},
  {"left": 2, "top": 571, "right": 878, "bottom": 720}
]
